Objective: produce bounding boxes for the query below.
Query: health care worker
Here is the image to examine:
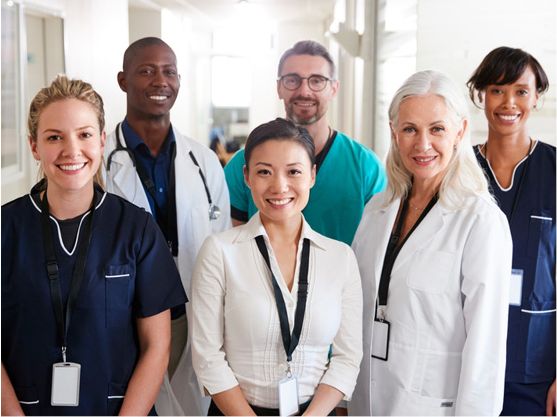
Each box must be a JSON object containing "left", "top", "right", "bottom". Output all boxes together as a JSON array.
[
  {"left": 468, "top": 47, "right": 556, "bottom": 416},
  {"left": 191, "top": 118, "right": 363, "bottom": 416},
  {"left": 224, "top": 40, "right": 386, "bottom": 245},
  {"left": 349, "top": 71, "right": 513, "bottom": 416},
  {"left": 1, "top": 75, "right": 186, "bottom": 416},
  {"left": 103, "top": 37, "right": 231, "bottom": 416}
]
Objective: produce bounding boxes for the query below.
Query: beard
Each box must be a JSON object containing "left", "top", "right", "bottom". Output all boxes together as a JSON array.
[{"left": 285, "top": 97, "right": 325, "bottom": 126}]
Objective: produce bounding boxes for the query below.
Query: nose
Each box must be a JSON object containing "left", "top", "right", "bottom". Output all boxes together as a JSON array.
[
  {"left": 152, "top": 69, "right": 169, "bottom": 87},
  {"left": 270, "top": 173, "right": 289, "bottom": 193},
  {"left": 414, "top": 130, "right": 432, "bottom": 152},
  {"left": 502, "top": 91, "right": 516, "bottom": 108},
  {"left": 62, "top": 135, "right": 82, "bottom": 158},
  {"left": 296, "top": 78, "right": 313, "bottom": 95}
]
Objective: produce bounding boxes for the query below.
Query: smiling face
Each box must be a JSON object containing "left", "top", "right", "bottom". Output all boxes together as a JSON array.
[
  {"left": 244, "top": 139, "right": 316, "bottom": 226},
  {"left": 483, "top": 66, "right": 538, "bottom": 138},
  {"left": 277, "top": 54, "right": 338, "bottom": 126},
  {"left": 31, "top": 98, "right": 105, "bottom": 199},
  {"left": 392, "top": 94, "right": 466, "bottom": 191},
  {"left": 118, "top": 43, "right": 180, "bottom": 120}
]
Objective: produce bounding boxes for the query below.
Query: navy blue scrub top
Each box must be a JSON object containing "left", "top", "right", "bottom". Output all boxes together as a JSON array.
[
  {"left": 475, "top": 141, "right": 556, "bottom": 384},
  {"left": 1, "top": 186, "right": 187, "bottom": 415}
]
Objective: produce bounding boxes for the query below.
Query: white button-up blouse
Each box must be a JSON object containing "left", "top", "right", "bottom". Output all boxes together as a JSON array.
[{"left": 191, "top": 213, "right": 363, "bottom": 408}]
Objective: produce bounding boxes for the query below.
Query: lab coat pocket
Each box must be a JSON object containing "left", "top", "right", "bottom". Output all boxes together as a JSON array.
[
  {"left": 106, "top": 382, "right": 126, "bottom": 416},
  {"left": 105, "top": 264, "right": 134, "bottom": 328},
  {"left": 401, "top": 390, "right": 456, "bottom": 416},
  {"left": 407, "top": 250, "right": 455, "bottom": 294},
  {"left": 421, "top": 350, "right": 461, "bottom": 400}
]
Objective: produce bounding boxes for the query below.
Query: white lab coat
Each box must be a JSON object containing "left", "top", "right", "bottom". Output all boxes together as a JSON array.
[
  {"left": 103, "top": 124, "right": 231, "bottom": 416},
  {"left": 348, "top": 191, "right": 512, "bottom": 416}
]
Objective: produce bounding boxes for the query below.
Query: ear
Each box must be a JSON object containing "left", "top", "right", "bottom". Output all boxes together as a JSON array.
[
  {"left": 310, "top": 164, "right": 316, "bottom": 188},
  {"left": 277, "top": 79, "right": 285, "bottom": 100},
  {"left": 117, "top": 71, "right": 127, "bottom": 93},
  {"left": 456, "top": 118, "right": 468, "bottom": 144},
  {"left": 29, "top": 136, "right": 40, "bottom": 161},
  {"left": 329, "top": 79, "right": 339, "bottom": 99},
  {"left": 100, "top": 130, "right": 107, "bottom": 150},
  {"left": 243, "top": 165, "right": 251, "bottom": 189}
]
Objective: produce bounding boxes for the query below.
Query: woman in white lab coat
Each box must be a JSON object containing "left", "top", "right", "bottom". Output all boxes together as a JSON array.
[{"left": 348, "top": 70, "right": 513, "bottom": 416}]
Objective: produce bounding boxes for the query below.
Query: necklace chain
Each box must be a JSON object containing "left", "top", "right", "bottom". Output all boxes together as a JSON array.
[{"left": 408, "top": 202, "right": 425, "bottom": 211}]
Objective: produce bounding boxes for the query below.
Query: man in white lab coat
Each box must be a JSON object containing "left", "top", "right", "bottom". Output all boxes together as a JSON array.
[{"left": 103, "top": 37, "right": 231, "bottom": 416}]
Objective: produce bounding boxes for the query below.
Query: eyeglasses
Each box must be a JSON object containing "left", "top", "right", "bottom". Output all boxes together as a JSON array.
[{"left": 278, "top": 74, "right": 332, "bottom": 92}]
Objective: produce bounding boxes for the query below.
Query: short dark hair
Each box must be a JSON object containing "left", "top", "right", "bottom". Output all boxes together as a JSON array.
[
  {"left": 122, "top": 37, "right": 175, "bottom": 71},
  {"left": 244, "top": 118, "right": 315, "bottom": 168},
  {"left": 467, "top": 46, "right": 549, "bottom": 107},
  {"left": 277, "top": 40, "right": 336, "bottom": 79}
]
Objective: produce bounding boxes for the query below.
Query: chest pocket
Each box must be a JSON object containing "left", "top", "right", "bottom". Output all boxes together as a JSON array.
[
  {"left": 527, "top": 214, "right": 554, "bottom": 259},
  {"left": 105, "top": 264, "right": 134, "bottom": 328},
  {"left": 407, "top": 250, "right": 455, "bottom": 294}
]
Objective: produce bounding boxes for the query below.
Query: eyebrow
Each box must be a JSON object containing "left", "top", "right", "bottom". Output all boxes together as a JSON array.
[
  {"left": 41, "top": 126, "right": 95, "bottom": 134},
  {"left": 254, "top": 161, "right": 304, "bottom": 167}
]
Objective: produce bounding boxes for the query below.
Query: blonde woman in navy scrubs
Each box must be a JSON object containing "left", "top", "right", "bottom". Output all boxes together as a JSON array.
[{"left": 1, "top": 76, "right": 186, "bottom": 415}]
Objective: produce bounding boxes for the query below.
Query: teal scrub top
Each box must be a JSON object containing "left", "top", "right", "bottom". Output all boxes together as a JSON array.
[{"left": 224, "top": 131, "right": 386, "bottom": 245}]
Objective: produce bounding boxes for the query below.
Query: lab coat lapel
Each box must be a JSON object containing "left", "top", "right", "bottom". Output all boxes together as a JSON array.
[
  {"left": 392, "top": 202, "right": 445, "bottom": 275},
  {"left": 374, "top": 199, "right": 402, "bottom": 294}
]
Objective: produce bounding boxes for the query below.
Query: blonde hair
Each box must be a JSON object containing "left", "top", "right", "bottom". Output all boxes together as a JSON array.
[
  {"left": 385, "top": 70, "right": 491, "bottom": 209},
  {"left": 28, "top": 75, "right": 105, "bottom": 188}
]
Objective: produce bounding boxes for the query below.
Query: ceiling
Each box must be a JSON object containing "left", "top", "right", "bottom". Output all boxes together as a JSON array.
[{"left": 131, "top": 0, "right": 336, "bottom": 25}]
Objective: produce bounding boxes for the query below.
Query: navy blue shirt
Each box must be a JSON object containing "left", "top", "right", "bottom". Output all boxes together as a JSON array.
[
  {"left": 1, "top": 188, "right": 187, "bottom": 415},
  {"left": 121, "top": 119, "right": 175, "bottom": 222},
  {"left": 475, "top": 141, "right": 556, "bottom": 384}
]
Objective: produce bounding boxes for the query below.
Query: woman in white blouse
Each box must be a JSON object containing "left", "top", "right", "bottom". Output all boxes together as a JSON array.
[
  {"left": 349, "top": 71, "right": 513, "bottom": 416},
  {"left": 191, "top": 118, "right": 363, "bottom": 416}
]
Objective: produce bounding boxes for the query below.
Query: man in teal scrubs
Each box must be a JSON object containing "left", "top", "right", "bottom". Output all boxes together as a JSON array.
[{"left": 224, "top": 40, "right": 386, "bottom": 244}]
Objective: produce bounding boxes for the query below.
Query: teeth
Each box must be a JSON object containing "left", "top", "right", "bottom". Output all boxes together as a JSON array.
[
  {"left": 59, "top": 163, "right": 86, "bottom": 171},
  {"left": 415, "top": 156, "right": 435, "bottom": 162},
  {"left": 149, "top": 95, "right": 167, "bottom": 101},
  {"left": 498, "top": 114, "right": 519, "bottom": 121},
  {"left": 294, "top": 101, "right": 315, "bottom": 107},
  {"left": 268, "top": 198, "right": 292, "bottom": 206}
]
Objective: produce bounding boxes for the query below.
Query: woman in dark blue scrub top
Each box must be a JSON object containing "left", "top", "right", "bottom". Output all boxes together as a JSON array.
[
  {"left": 468, "top": 47, "right": 555, "bottom": 416},
  {"left": 1, "top": 75, "right": 187, "bottom": 416}
]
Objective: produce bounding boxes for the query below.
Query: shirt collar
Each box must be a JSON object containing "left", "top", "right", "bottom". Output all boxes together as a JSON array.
[
  {"left": 234, "top": 212, "right": 328, "bottom": 251},
  {"left": 121, "top": 118, "right": 176, "bottom": 156}
]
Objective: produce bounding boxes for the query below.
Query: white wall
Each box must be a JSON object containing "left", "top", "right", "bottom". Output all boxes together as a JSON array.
[
  {"left": 416, "top": 0, "right": 557, "bottom": 145},
  {"left": 61, "top": 0, "right": 128, "bottom": 135}
]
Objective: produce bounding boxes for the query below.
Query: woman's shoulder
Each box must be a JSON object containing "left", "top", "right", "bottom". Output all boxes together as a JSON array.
[{"left": 454, "top": 193, "right": 507, "bottom": 225}]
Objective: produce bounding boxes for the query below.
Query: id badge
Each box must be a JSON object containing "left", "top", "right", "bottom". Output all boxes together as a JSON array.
[
  {"left": 509, "top": 269, "right": 523, "bottom": 306},
  {"left": 51, "top": 362, "right": 81, "bottom": 406},
  {"left": 278, "top": 375, "right": 299, "bottom": 416},
  {"left": 371, "top": 319, "right": 390, "bottom": 361}
]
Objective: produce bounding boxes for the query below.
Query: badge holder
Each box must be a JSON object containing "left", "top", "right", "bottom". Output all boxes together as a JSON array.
[
  {"left": 372, "top": 307, "right": 390, "bottom": 361},
  {"left": 51, "top": 348, "right": 81, "bottom": 407},
  {"left": 278, "top": 363, "right": 299, "bottom": 416}
]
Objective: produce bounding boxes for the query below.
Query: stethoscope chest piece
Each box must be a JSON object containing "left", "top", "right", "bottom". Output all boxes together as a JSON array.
[{"left": 209, "top": 204, "right": 221, "bottom": 221}]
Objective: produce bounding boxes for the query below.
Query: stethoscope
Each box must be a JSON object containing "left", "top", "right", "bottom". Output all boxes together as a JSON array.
[{"left": 106, "top": 123, "right": 221, "bottom": 221}]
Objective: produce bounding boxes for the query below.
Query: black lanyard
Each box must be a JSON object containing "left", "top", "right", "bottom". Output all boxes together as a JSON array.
[
  {"left": 377, "top": 193, "right": 438, "bottom": 308},
  {"left": 114, "top": 123, "right": 179, "bottom": 256},
  {"left": 255, "top": 235, "right": 310, "bottom": 363},
  {"left": 483, "top": 139, "right": 533, "bottom": 224},
  {"left": 40, "top": 192, "right": 96, "bottom": 362}
]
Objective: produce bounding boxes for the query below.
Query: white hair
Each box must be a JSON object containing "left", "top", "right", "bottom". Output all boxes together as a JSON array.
[{"left": 385, "top": 70, "right": 491, "bottom": 209}]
